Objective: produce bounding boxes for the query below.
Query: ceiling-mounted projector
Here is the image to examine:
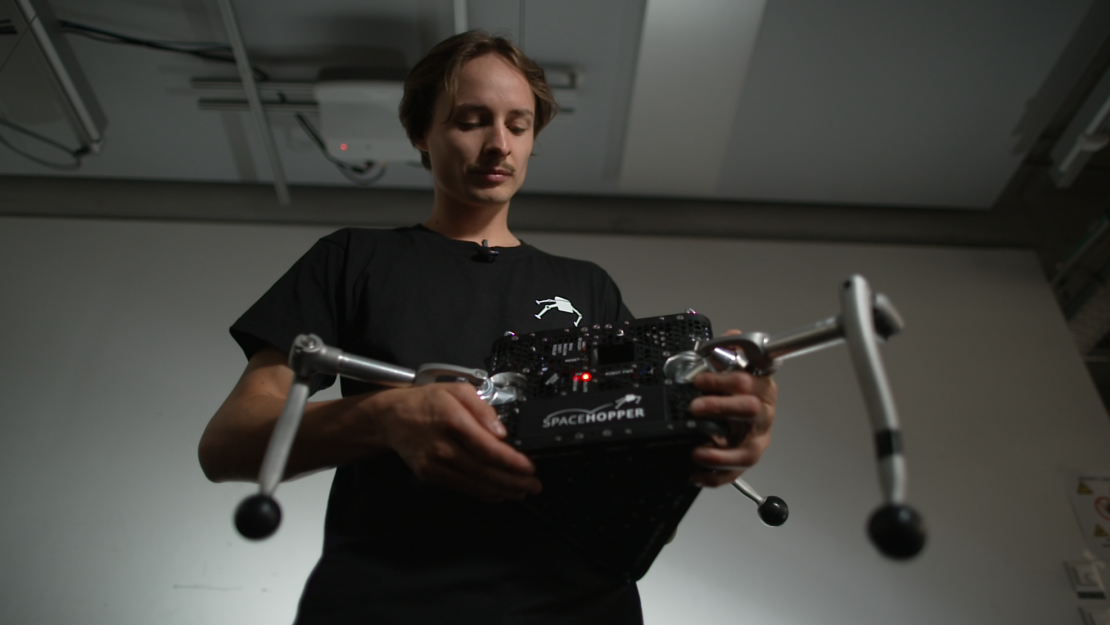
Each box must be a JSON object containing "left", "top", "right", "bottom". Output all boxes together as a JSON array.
[{"left": 313, "top": 68, "right": 418, "bottom": 165}]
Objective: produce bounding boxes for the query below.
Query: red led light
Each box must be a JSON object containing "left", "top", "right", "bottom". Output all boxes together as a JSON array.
[
  {"left": 340, "top": 143, "right": 348, "bottom": 151},
  {"left": 581, "top": 372, "right": 592, "bottom": 381}
]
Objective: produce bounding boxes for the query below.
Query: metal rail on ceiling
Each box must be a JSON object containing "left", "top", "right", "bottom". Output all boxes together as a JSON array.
[{"left": 215, "top": 0, "right": 290, "bottom": 206}]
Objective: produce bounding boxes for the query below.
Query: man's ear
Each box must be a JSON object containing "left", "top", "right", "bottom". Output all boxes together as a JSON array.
[{"left": 413, "top": 135, "right": 428, "bottom": 152}]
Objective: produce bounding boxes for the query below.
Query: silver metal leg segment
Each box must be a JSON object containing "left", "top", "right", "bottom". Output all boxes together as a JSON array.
[
  {"left": 235, "top": 334, "right": 525, "bottom": 540},
  {"left": 676, "top": 275, "right": 921, "bottom": 555},
  {"left": 731, "top": 477, "right": 763, "bottom": 504},
  {"left": 258, "top": 377, "right": 311, "bottom": 495},
  {"left": 840, "top": 275, "right": 906, "bottom": 504}
]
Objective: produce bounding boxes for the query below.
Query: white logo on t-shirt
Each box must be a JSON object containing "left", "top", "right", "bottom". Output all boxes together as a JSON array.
[{"left": 535, "top": 296, "right": 583, "bottom": 327}]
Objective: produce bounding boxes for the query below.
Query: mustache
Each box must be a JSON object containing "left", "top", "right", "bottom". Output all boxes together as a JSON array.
[{"left": 467, "top": 162, "right": 516, "bottom": 175}]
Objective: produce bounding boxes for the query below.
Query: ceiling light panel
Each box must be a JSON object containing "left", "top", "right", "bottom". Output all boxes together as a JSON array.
[{"left": 619, "top": 0, "right": 767, "bottom": 196}]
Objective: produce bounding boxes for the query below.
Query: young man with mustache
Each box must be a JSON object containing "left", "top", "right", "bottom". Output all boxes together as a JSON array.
[{"left": 199, "top": 31, "right": 777, "bottom": 624}]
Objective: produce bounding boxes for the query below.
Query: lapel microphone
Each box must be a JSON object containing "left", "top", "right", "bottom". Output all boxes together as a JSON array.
[{"left": 476, "top": 239, "right": 499, "bottom": 263}]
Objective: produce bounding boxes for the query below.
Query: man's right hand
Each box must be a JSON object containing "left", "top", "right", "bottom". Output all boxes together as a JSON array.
[
  {"left": 199, "top": 346, "right": 540, "bottom": 503},
  {"left": 364, "top": 383, "right": 541, "bottom": 502}
]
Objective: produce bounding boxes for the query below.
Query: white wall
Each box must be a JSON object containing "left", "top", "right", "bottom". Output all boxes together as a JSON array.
[{"left": 0, "top": 216, "right": 1106, "bottom": 624}]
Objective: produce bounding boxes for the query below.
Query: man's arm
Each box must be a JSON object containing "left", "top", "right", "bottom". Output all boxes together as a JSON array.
[
  {"left": 198, "top": 346, "right": 541, "bottom": 502},
  {"left": 686, "top": 329, "right": 778, "bottom": 487}
]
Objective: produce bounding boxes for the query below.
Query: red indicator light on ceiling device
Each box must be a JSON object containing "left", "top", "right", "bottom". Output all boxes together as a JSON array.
[
  {"left": 581, "top": 372, "right": 592, "bottom": 381},
  {"left": 340, "top": 143, "right": 348, "bottom": 151}
]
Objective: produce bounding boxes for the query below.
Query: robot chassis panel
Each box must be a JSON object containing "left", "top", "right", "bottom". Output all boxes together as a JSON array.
[{"left": 233, "top": 275, "right": 926, "bottom": 579}]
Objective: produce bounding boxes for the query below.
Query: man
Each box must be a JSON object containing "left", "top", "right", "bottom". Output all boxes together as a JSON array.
[{"left": 198, "top": 31, "right": 776, "bottom": 624}]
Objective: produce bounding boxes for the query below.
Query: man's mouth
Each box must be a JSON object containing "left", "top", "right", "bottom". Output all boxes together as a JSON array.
[{"left": 469, "top": 165, "right": 514, "bottom": 183}]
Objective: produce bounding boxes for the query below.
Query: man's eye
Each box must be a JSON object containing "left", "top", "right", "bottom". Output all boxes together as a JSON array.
[
  {"left": 457, "top": 122, "right": 479, "bottom": 130},
  {"left": 509, "top": 126, "right": 529, "bottom": 135}
]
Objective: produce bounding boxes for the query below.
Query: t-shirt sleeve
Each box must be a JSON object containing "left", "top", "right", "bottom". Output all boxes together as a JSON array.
[
  {"left": 600, "top": 269, "right": 635, "bottom": 324},
  {"left": 229, "top": 232, "right": 351, "bottom": 393}
]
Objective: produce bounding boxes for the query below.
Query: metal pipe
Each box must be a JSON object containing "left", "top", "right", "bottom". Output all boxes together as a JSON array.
[
  {"left": 333, "top": 352, "right": 416, "bottom": 387},
  {"left": 840, "top": 276, "right": 905, "bottom": 504},
  {"left": 290, "top": 335, "right": 416, "bottom": 387},
  {"left": 764, "top": 315, "right": 843, "bottom": 362},
  {"left": 215, "top": 0, "right": 290, "bottom": 206},
  {"left": 198, "top": 99, "right": 318, "bottom": 114},
  {"left": 454, "top": 0, "right": 468, "bottom": 34},
  {"left": 191, "top": 78, "right": 316, "bottom": 97},
  {"left": 731, "top": 476, "right": 763, "bottom": 504},
  {"left": 17, "top": 0, "right": 106, "bottom": 152},
  {"left": 258, "top": 378, "right": 311, "bottom": 495},
  {"left": 1051, "top": 211, "right": 1110, "bottom": 287}
]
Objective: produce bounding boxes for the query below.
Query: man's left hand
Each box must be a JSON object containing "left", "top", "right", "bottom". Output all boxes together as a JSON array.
[{"left": 687, "top": 329, "right": 777, "bottom": 487}]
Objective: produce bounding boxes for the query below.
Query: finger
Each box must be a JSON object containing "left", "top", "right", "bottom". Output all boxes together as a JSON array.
[
  {"left": 423, "top": 458, "right": 539, "bottom": 502},
  {"left": 444, "top": 451, "right": 544, "bottom": 498},
  {"left": 693, "top": 370, "right": 757, "bottom": 394},
  {"left": 425, "top": 451, "right": 543, "bottom": 501},
  {"left": 694, "top": 369, "right": 777, "bottom": 402},
  {"left": 692, "top": 435, "right": 769, "bottom": 468},
  {"left": 448, "top": 418, "right": 536, "bottom": 477},
  {"left": 692, "top": 468, "right": 744, "bottom": 488},
  {"left": 417, "top": 426, "right": 541, "bottom": 495},
  {"left": 403, "top": 427, "right": 541, "bottom": 500},
  {"left": 423, "top": 428, "right": 542, "bottom": 499},
  {"left": 436, "top": 386, "right": 536, "bottom": 476},
  {"left": 690, "top": 393, "right": 765, "bottom": 418},
  {"left": 444, "top": 382, "right": 506, "bottom": 438}
]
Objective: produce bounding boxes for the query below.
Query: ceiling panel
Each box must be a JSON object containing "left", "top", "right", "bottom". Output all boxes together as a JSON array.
[
  {"left": 502, "top": 0, "right": 646, "bottom": 195},
  {"left": 618, "top": 0, "right": 765, "bottom": 196},
  {"left": 0, "top": 0, "right": 1099, "bottom": 211},
  {"left": 715, "top": 0, "right": 1095, "bottom": 208}
]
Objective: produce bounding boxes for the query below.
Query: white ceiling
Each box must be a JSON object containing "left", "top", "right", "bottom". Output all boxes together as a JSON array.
[{"left": 0, "top": 0, "right": 1097, "bottom": 209}]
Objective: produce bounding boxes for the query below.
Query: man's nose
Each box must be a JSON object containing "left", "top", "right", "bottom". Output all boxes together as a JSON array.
[{"left": 483, "top": 125, "right": 510, "bottom": 156}]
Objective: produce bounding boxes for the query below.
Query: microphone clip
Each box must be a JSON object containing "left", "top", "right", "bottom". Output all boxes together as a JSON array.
[{"left": 476, "top": 239, "right": 499, "bottom": 263}]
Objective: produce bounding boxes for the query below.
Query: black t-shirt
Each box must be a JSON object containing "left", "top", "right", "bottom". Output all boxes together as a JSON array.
[{"left": 230, "top": 226, "right": 640, "bottom": 624}]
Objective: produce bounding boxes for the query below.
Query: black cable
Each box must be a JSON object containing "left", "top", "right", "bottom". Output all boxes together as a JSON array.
[
  {"left": 335, "top": 159, "right": 387, "bottom": 186},
  {"left": 0, "top": 116, "right": 84, "bottom": 170},
  {"left": 294, "top": 113, "right": 387, "bottom": 186},
  {"left": 57, "top": 20, "right": 269, "bottom": 81}
]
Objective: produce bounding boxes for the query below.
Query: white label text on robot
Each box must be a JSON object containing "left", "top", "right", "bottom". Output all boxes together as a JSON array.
[{"left": 541, "top": 394, "right": 645, "bottom": 429}]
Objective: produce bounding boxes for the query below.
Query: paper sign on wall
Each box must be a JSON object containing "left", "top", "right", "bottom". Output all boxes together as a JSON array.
[{"left": 1067, "top": 472, "right": 1110, "bottom": 562}]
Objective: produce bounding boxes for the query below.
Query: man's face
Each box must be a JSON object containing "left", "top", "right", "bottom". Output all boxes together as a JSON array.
[{"left": 416, "top": 53, "right": 536, "bottom": 209}]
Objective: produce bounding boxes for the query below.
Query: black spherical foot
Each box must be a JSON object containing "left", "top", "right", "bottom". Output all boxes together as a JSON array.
[
  {"left": 867, "top": 504, "right": 926, "bottom": 560},
  {"left": 235, "top": 494, "right": 282, "bottom": 540},
  {"left": 757, "top": 495, "right": 789, "bottom": 526}
]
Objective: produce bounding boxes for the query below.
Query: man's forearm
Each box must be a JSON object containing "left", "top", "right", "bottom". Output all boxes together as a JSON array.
[
  {"left": 199, "top": 393, "right": 387, "bottom": 483},
  {"left": 200, "top": 347, "right": 538, "bottom": 500}
]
